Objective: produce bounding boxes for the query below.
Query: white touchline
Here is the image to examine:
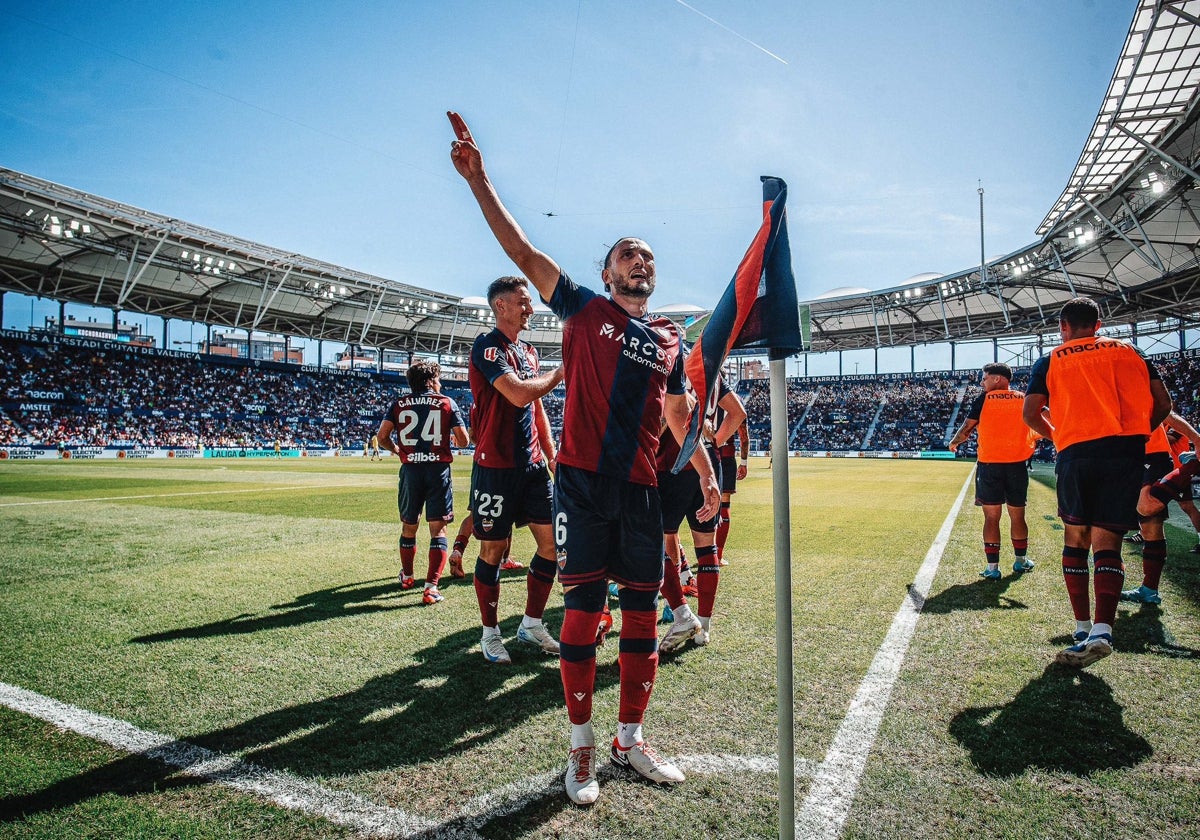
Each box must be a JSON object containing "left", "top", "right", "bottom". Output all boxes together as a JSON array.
[
  {"left": 794, "top": 468, "right": 974, "bottom": 840},
  {"left": 0, "top": 681, "right": 442, "bottom": 839},
  {"left": 0, "top": 470, "right": 971, "bottom": 839},
  {"left": 0, "top": 679, "right": 802, "bottom": 838}
]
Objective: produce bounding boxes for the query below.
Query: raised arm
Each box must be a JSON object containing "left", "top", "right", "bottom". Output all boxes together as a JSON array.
[
  {"left": 448, "top": 112, "right": 561, "bottom": 303},
  {"left": 1163, "top": 409, "right": 1199, "bottom": 446}
]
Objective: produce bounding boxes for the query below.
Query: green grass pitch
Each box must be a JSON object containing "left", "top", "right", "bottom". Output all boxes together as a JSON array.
[{"left": 0, "top": 457, "right": 1197, "bottom": 839}]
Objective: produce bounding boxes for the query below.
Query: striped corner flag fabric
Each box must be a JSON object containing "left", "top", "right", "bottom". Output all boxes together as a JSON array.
[{"left": 673, "top": 176, "right": 803, "bottom": 472}]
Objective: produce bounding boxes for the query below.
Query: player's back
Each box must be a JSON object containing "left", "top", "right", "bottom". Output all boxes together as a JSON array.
[{"left": 386, "top": 390, "right": 463, "bottom": 464}]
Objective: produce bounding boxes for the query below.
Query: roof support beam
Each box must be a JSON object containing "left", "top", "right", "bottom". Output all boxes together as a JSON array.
[
  {"left": 1119, "top": 195, "right": 1166, "bottom": 271},
  {"left": 116, "top": 229, "right": 170, "bottom": 309},
  {"left": 1079, "top": 195, "right": 1160, "bottom": 274},
  {"left": 252, "top": 264, "right": 294, "bottom": 330},
  {"left": 1163, "top": 2, "right": 1200, "bottom": 29},
  {"left": 1050, "top": 246, "right": 1078, "bottom": 297},
  {"left": 1110, "top": 121, "right": 1200, "bottom": 183}
]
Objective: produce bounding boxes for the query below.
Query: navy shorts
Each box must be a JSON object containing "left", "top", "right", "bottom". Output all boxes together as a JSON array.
[
  {"left": 974, "top": 461, "right": 1030, "bottom": 507},
  {"left": 469, "top": 462, "right": 554, "bottom": 541},
  {"left": 719, "top": 453, "right": 737, "bottom": 495},
  {"left": 554, "top": 463, "right": 664, "bottom": 592},
  {"left": 397, "top": 462, "right": 454, "bottom": 525},
  {"left": 1056, "top": 451, "right": 1142, "bottom": 533},
  {"left": 658, "top": 469, "right": 718, "bottom": 534}
]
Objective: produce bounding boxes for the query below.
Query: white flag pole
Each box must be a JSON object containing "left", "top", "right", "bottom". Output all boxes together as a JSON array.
[{"left": 770, "top": 357, "right": 795, "bottom": 839}]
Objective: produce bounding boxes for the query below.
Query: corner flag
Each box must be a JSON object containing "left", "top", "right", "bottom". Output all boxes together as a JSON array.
[{"left": 673, "top": 176, "right": 803, "bottom": 471}]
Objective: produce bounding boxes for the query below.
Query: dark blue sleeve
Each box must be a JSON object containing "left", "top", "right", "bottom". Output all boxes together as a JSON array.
[
  {"left": 1141, "top": 350, "right": 1162, "bottom": 381},
  {"left": 447, "top": 398, "right": 466, "bottom": 429},
  {"left": 546, "top": 270, "right": 596, "bottom": 321},
  {"left": 471, "top": 333, "right": 512, "bottom": 386},
  {"left": 1027, "top": 355, "right": 1051, "bottom": 396},
  {"left": 965, "top": 393, "right": 986, "bottom": 421},
  {"left": 667, "top": 329, "right": 685, "bottom": 396}
]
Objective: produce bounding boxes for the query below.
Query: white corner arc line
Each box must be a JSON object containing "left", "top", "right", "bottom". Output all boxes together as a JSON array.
[
  {"left": 0, "top": 680, "right": 806, "bottom": 838},
  {"left": 0, "top": 681, "right": 444, "bottom": 839},
  {"left": 795, "top": 468, "right": 973, "bottom": 840}
]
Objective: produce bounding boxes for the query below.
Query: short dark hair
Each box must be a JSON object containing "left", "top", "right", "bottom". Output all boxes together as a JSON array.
[
  {"left": 486, "top": 275, "right": 527, "bottom": 306},
  {"left": 406, "top": 359, "right": 440, "bottom": 392},
  {"left": 983, "top": 362, "right": 1012, "bottom": 380},
  {"left": 1059, "top": 297, "right": 1100, "bottom": 330},
  {"left": 603, "top": 237, "right": 641, "bottom": 271}
]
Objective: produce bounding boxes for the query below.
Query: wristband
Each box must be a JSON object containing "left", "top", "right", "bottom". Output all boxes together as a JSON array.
[{"left": 739, "top": 458, "right": 748, "bottom": 467}]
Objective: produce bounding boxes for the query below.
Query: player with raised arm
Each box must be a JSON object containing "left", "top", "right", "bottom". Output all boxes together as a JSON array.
[
  {"left": 468, "top": 275, "right": 565, "bottom": 663},
  {"left": 450, "top": 111, "right": 720, "bottom": 806},
  {"left": 377, "top": 359, "right": 469, "bottom": 605},
  {"left": 1120, "top": 411, "right": 1200, "bottom": 606}
]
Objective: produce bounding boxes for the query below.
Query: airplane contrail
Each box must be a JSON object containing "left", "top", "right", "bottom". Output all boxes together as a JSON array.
[{"left": 674, "top": 0, "right": 788, "bottom": 65}]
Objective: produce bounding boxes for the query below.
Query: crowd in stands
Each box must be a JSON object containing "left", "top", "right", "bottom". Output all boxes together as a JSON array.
[
  {"left": 5, "top": 333, "right": 1200, "bottom": 456},
  {"left": 0, "top": 337, "right": 475, "bottom": 450}
]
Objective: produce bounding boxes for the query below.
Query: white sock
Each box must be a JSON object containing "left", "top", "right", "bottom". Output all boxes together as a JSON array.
[
  {"left": 699, "top": 616, "right": 711, "bottom": 632},
  {"left": 520, "top": 615, "right": 542, "bottom": 629},
  {"left": 482, "top": 626, "right": 501, "bottom": 639},
  {"left": 570, "top": 720, "right": 594, "bottom": 749},
  {"left": 616, "top": 721, "right": 643, "bottom": 749},
  {"left": 1091, "top": 622, "right": 1113, "bottom": 639},
  {"left": 673, "top": 603, "right": 695, "bottom": 622},
  {"left": 1075, "top": 620, "right": 1093, "bottom": 636},
  {"left": 987, "top": 562, "right": 999, "bottom": 571}
]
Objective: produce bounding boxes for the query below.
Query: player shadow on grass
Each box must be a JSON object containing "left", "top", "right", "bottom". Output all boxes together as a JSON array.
[
  {"left": 911, "top": 573, "right": 1028, "bottom": 615},
  {"left": 129, "top": 578, "right": 412, "bottom": 643},
  {"left": 948, "top": 664, "right": 1152, "bottom": 777},
  {"left": 2, "top": 610, "right": 620, "bottom": 824},
  {"left": 1111, "top": 604, "right": 1200, "bottom": 659}
]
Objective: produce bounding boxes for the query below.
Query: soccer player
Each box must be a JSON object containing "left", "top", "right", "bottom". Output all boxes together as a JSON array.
[
  {"left": 377, "top": 359, "right": 469, "bottom": 605},
  {"left": 1120, "top": 412, "right": 1200, "bottom": 606},
  {"left": 1165, "top": 425, "right": 1200, "bottom": 553},
  {"left": 1023, "top": 297, "right": 1171, "bottom": 668},
  {"left": 450, "top": 111, "right": 720, "bottom": 806},
  {"left": 948, "top": 363, "right": 1039, "bottom": 579},
  {"left": 449, "top": 513, "right": 519, "bottom": 578},
  {"left": 656, "top": 418, "right": 721, "bottom": 651},
  {"left": 468, "top": 275, "right": 565, "bottom": 663},
  {"left": 712, "top": 382, "right": 748, "bottom": 566},
  {"left": 369, "top": 433, "right": 382, "bottom": 461}
]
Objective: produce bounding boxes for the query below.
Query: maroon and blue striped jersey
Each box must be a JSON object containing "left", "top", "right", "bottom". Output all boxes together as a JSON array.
[
  {"left": 546, "top": 271, "right": 685, "bottom": 486},
  {"left": 469, "top": 328, "right": 545, "bottom": 469},
  {"left": 383, "top": 390, "right": 466, "bottom": 465}
]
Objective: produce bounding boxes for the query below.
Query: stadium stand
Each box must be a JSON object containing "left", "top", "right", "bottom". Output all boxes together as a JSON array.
[{"left": 4, "top": 333, "right": 1199, "bottom": 456}]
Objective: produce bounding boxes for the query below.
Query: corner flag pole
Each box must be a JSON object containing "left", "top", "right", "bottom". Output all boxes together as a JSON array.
[{"left": 771, "top": 357, "right": 795, "bottom": 839}]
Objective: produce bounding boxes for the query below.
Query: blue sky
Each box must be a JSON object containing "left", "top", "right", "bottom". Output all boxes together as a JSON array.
[{"left": 0, "top": 0, "right": 1133, "bottom": 368}]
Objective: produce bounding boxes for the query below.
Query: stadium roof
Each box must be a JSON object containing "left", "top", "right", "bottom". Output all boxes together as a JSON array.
[
  {"left": 0, "top": 0, "right": 1198, "bottom": 363},
  {"left": 805, "top": 0, "right": 1200, "bottom": 352}
]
